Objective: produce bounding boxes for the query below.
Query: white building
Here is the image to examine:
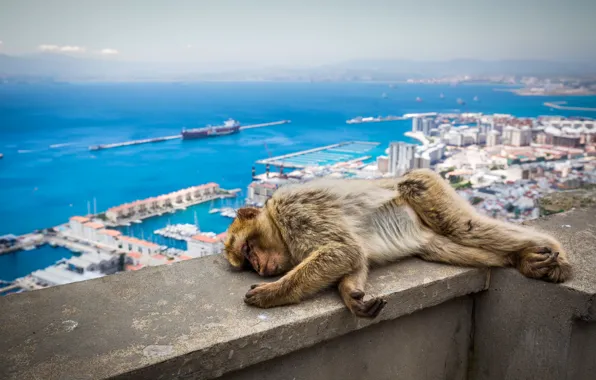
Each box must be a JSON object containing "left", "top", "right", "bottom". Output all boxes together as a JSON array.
[
  {"left": 511, "top": 126, "right": 532, "bottom": 147},
  {"left": 376, "top": 156, "right": 389, "bottom": 174},
  {"left": 96, "top": 229, "right": 122, "bottom": 248},
  {"left": 187, "top": 233, "right": 227, "bottom": 258},
  {"left": 421, "top": 118, "right": 433, "bottom": 136},
  {"left": 502, "top": 126, "right": 515, "bottom": 145},
  {"left": 388, "top": 142, "right": 416, "bottom": 176},
  {"left": 69, "top": 216, "right": 90, "bottom": 237},
  {"left": 487, "top": 130, "right": 501, "bottom": 147},
  {"left": 118, "top": 236, "right": 160, "bottom": 255},
  {"left": 412, "top": 117, "right": 422, "bottom": 132},
  {"left": 82, "top": 221, "right": 105, "bottom": 242}
]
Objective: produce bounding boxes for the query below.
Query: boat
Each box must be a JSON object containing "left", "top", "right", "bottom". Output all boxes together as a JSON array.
[
  {"left": 132, "top": 219, "right": 142, "bottom": 224},
  {"left": 473, "top": 96, "right": 479, "bottom": 101},
  {"left": 457, "top": 98, "right": 466, "bottom": 105},
  {"left": 440, "top": 93, "right": 445, "bottom": 99},
  {"left": 381, "top": 92, "right": 388, "bottom": 99},
  {"left": 89, "top": 145, "right": 104, "bottom": 151},
  {"left": 181, "top": 119, "right": 241, "bottom": 140},
  {"left": 0, "top": 153, "right": 3, "bottom": 159},
  {"left": 416, "top": 97, "right": 423, "bottom": 102}
]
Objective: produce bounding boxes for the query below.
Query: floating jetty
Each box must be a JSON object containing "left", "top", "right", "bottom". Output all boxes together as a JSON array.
[
  {"left": 256, "top": 141, "right": 380, "bottom": 169},
  {"left": 88, "top": 120, "right": 291, "bottom": 151}
]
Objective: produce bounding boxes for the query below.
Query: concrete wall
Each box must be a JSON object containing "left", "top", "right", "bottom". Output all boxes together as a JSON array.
[
  {"left": 0, "top": 207, "right": 594, "bottom": 380},
  {"left": 222, "top": 297, "right": 473, "bottom": 380}
]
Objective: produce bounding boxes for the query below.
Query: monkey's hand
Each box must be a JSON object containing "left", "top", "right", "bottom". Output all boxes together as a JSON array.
[
  {"left": 244, "top": 281, "right": 296, "bottom": 309},
  {"left": 345, "top": 290, "right": 387, "bottom": 319}
]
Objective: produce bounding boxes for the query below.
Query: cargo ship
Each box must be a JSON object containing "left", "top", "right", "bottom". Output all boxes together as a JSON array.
[{"left": 181, "top": 119, "right": 241, "bottom": 140}]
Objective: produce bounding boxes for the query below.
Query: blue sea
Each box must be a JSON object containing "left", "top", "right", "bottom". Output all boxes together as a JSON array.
[{"left": 1, "top": 82, "right": 596, "bottom": 281}]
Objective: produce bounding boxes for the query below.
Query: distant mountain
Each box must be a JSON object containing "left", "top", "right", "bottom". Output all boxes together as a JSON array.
[{"left": 1, "top": 53, "right": 595, "bottom": 82}]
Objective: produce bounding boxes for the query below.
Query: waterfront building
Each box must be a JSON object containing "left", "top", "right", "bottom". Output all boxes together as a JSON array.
[
  {"left": 69, "top": 216, "right": 90, "bottom": 236},
  {"left": 247, "top": 182, "right": 279, "bottom": 205},
  {"left": 412, "top": 117, "right": 422, "bottom": 132},
  {"left": 388, "top": 142, "right": 416, "bottom": 176},
  {"left": 421, "top": 118, "right": 433, "bottom": 136},
  {"left": 82, "top": 221, "right": 105, "bottom": 242},
  {"left": 188, "top": 233, "right": 226, "bottom": 258},
  {"left": 118, "top": 235, "right": 160, "bottom": 255},
  {"left": 97, "top": 229, "right": 122, "bottom": 248},
  {"left": 376, "top": 156, "right": 389, "bottom": 174}
]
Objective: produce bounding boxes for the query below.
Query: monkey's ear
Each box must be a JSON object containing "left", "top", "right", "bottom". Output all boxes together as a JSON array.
[{"left": 236, "top": 207, "right": 260, "bottom": 220}]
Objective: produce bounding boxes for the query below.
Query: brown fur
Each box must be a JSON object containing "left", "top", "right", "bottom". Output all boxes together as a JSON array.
[{"left": 223, "top": 169, "right": 571, "bottom": 319}]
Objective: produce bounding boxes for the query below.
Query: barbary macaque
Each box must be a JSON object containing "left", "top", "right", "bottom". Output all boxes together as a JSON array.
[{"left": 224, "top": 169, "right": 571, "bottom": 318}]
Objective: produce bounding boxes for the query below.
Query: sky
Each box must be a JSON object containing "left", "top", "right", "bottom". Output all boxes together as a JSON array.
[{"left": 0, "top": 0, "right": 595, "bottom": 65}]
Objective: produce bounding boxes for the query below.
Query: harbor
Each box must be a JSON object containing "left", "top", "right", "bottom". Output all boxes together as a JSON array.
[
  {"left": 88, "top": 119, "right": 291, "bottom": 151},
  {"left": 256, "top": 141, "right": 380, "bottom": 169}
]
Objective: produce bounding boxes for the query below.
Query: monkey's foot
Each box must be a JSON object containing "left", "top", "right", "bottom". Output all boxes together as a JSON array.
[
  {"left": 518, "top": 246, "right": 571, "bottom": 283},
  {"left": 244, "top": 282, "right": 296, "bottom": 309},
  {"left": 346, "top": 290, "right": 387, "bottom": 319}
]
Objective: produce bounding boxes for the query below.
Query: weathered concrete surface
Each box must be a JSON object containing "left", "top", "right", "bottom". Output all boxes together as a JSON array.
[
  {"left": 221, "top": 297, "right": 473, "bottom": 380},
  {"left": 0, "top": 254, "right": 487, "bottom": 380},
  {"left": 470, "top": 207, "right": 596, "bottom": 380}
]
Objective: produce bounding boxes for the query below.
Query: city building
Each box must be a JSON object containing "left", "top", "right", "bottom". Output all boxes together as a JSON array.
[
  {"left": 388, "top": 142, "right": 416, "bottom": 175},
  {"left": 412, "top": 117, "right": 422, "bottom": 132},
  {"left": 96, "top": 229, "right": 122, "bottom": 248},
  {"left": 511, "top": 126, "right": 532, "bottom": 147},
  {"left": 376, "top": 156, "right": 389, "bottom": 174},
  {"left": 118, "top": 236, "right": 160, "bottom": 255},
  {"left": 69, "top": 216, "right": 90, "bottom": 236},
  {"left": 487, "top": 130, "right": 501, "bottom": 147},
  {"left": 187, "top": 233, "right": 226, "bottom": 257},
  {"left": 421, "top": 118, "right": 433, "bottom": 136},
  {"left": 81, "top": 221, "right": 105, "bottom": 242}
]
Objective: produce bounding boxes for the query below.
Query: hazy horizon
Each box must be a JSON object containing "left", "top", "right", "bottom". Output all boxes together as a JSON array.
[{"left": 1, "top": 0, "right": 595, "bottom": 66}]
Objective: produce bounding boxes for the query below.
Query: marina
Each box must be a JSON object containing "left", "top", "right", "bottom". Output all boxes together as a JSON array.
[
  {"left": 88, "top": 119, "right": 291, "bottom": 151},
  {"left": 256, "top": 141, "right": 380, "bottom": 169}
]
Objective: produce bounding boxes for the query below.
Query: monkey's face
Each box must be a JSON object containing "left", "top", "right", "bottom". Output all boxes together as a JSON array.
[{"left": 224, "top": 207, "right": 292, "bottom": 277}]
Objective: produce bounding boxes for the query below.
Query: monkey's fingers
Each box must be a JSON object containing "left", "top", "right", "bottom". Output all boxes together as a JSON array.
[{"left": 352, "top": 297, "right": 387, "bottom": 319}]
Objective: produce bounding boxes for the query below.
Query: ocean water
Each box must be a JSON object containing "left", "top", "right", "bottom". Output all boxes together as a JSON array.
[{"left": 1, "top": 82, "right": 596, "bottom": 281}]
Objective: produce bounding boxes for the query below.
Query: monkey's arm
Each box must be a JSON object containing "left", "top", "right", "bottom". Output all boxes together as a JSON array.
[{"left": 245, "top": 242, "right": 364, "bottom": 309}]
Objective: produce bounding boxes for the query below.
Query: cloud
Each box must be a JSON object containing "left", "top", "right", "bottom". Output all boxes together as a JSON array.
[
  {"left": 39, "top": 44, "right": 60, "bottom": 52},
  {"left": 187, "top": 44, "right": 192, "bottom": 49},
  {"left": 38, "top": 44, "right": 86, "bottom": 53},
  {"left": 100, "top": 48, "right": 119, "bottom": 55},
  {"left": 60, "top": 45, "right": 86, "bottom": 53}
]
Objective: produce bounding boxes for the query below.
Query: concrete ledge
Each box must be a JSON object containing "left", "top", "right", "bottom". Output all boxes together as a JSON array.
[{"left": 0, "top": 254, "right": 488, "bottom": 380}]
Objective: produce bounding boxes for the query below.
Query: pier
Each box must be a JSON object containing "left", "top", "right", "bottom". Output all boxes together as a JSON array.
[
  {"left": 256, "top": 141, "right": 380, "bottom": 169},
  {"left": 90, "top": 135, "right": 180, "bottom": 151},
  {"left": 544, "top": 101, "right": 596, "bottom": 112},
  {"left": 239, "top": 120, "right": 291, "bottom": 130},
  {"left": 88, "top": 120, "right": 291, "bottom": 151}
]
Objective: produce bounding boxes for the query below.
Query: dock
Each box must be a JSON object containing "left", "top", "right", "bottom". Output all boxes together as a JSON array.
[
  {"left": 88, "top": 120, "right": 291, "bottom": 151},
  {"left": 89, "top": 135, "right": 180, "bottom": 151},
  {"left": 256, "top": 141, "right": 380, "bottom": 169},
  {"left": 239, "top": 120, "right": 291, "bottom": 130}
]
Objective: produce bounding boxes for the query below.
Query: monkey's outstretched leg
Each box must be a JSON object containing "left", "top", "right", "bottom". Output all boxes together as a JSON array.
[
  {"left": 244, "top": 242, "right": 362, "bottom": 309},
  {"left": 338, "top": 266, "right": 387, "bottom": 319},
  {"left": 397, "top": 169, "right": 571, "bottom": 283},
  {"left": 420, "top": 233, "right": 511, "bottom": 267}
]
